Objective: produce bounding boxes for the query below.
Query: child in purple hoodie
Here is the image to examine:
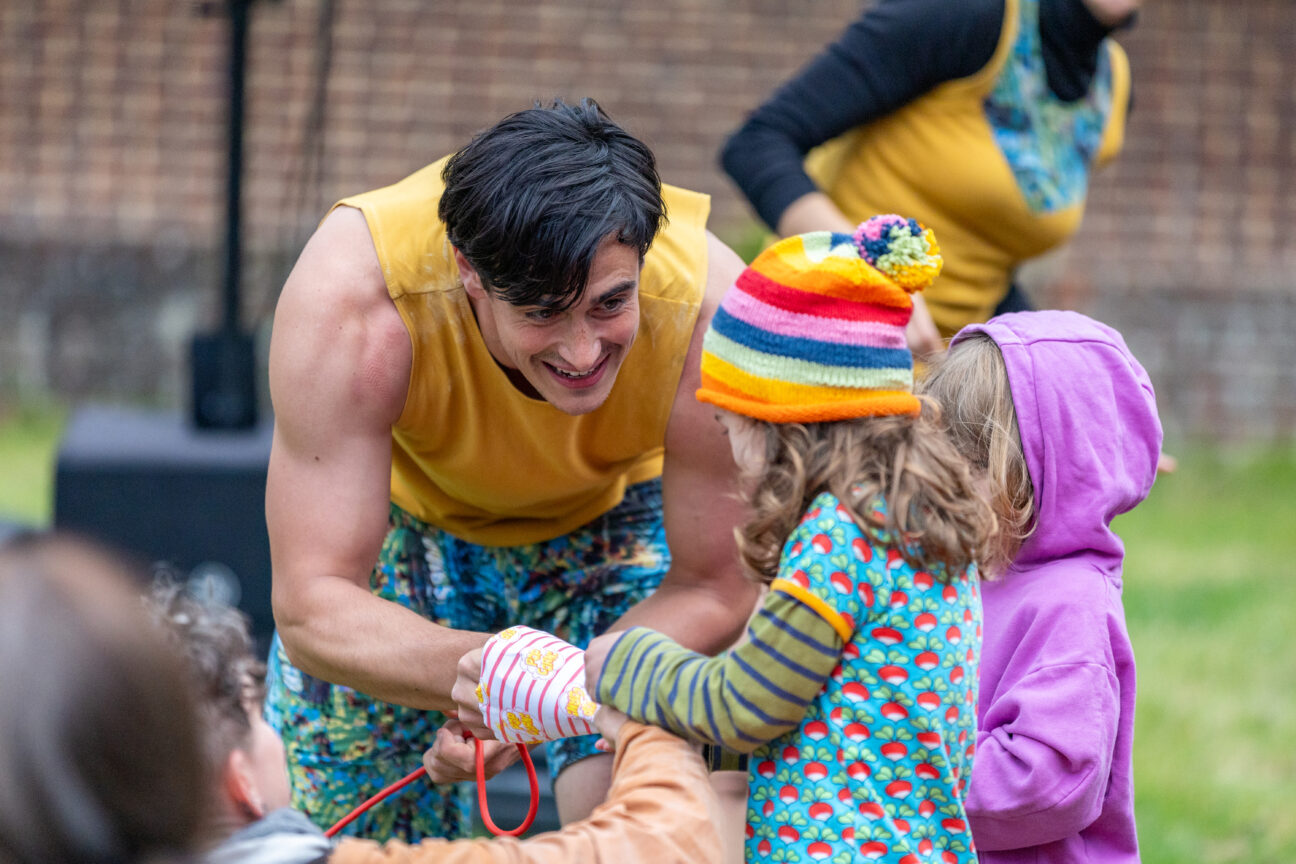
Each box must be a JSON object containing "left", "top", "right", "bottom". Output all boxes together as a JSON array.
[{"left": 920, "top": 310, "right": 1163, "bottom": 864}]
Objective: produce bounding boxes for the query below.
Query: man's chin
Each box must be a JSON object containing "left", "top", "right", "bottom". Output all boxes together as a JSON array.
[{"left": 546, "top": 386, "right": 613, "bottom": 416}]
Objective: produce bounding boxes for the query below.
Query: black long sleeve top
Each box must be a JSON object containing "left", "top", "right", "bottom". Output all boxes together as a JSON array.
[{"left": 721, "top": 0, "right": 1127, "bottom": 231}]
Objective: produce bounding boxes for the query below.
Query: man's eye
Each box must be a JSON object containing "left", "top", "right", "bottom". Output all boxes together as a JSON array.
[
  {"left": 527, "top": 308, "right": 558, "bottom": 322},
  {"left": 602, "top": 296, "right": 626, "bottom": 312}
]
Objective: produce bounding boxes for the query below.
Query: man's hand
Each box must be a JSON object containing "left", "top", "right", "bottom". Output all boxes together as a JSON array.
[
  {"left": 583, "top": 631, "right": 622, "bottom": 699},
  {"left": 423, "top": 718, "right": 522, "bottom": 783},
  {"left": 451, "top": 647, "right": 492, "bottom": 741}
]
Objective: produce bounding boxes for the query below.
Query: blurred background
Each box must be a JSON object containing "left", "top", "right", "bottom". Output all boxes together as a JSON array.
[{"left": 0, "top": 0, "right": 1292, "bottom": 860}]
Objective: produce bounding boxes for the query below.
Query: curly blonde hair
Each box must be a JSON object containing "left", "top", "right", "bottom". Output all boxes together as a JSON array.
[
  {"left": 735, "top": 400, "right": 996, "bottom": 585},
  {"left": 918, "top": 333, "right": 1035, "bottom": 574}
]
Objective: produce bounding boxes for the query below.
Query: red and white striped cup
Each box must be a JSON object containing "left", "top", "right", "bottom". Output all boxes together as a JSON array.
[{"left": 476, "top": 626, "right": 601, "bottom": 744}]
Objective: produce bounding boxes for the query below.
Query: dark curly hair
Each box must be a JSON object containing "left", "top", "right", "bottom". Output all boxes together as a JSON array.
[{"left": 147, "top": 578, "right": 264, "bottom": 772}]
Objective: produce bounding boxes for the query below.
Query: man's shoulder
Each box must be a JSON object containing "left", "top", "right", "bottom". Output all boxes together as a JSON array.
[
  {"left": 270, "top": 206, "right": 412, "bottom": 427},
  {"left": 640, "top": 183, "right": 712, "bottom": 306}
]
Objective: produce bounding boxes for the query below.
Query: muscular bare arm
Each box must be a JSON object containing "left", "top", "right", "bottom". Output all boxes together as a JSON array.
[
  {"left": 607, "top": 232, "right": 762, "bottom": 653},
  {"left": 266, "top": 206, "right": 488, "bottom": 712}
]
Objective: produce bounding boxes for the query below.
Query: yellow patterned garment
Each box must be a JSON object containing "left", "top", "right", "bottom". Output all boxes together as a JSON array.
[
  {"left": 334, "top": 159, "right": 710, "bottom": 546},
  {"left": 806, "top": 0, "right": 1129, "bottom": 336}
]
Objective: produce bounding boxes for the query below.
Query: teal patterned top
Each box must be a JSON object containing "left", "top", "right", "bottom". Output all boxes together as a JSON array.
[
  {"left": 598, "top": 492, "right": 983, "bottom": 863},
  {"left": 985, "top": 0, "right": 1116, "bottom": 213}
]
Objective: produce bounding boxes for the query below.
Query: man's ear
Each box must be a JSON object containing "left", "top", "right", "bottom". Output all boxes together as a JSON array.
[
  {"left": 224, "top": 748, "right": 265, "bottom": 821},
  {"left": 453, "top": 247, "right": 488, "bottom": 300}
]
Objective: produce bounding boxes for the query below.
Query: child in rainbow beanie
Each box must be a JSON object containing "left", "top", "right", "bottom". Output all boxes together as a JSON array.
[{"left": 584, "top": 216, "right": 996, "bottom": 864}]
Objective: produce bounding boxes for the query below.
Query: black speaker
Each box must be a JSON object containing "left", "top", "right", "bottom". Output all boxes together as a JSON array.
[
  {"left": 191, "top": 330, "right": 259, "bottom": 430},
  {"left": 54, "top": 405, "right": 275, "bottom": 654}
]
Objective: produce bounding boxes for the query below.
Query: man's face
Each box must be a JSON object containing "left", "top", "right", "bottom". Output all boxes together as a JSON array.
[{"left": 460, "top": 234, "right": 641, "bottom": 416}]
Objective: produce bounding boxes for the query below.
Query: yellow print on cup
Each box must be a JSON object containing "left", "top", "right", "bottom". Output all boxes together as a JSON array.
[
  {"left": 565, "top": 686, "right": 598, "bottom": 719},
  {"left": 507, "top": 711, "right": 540, "bottom": 738},
  {"left": 523, "top": 648, "right": 558, "bottom": 679},
  {"left": 496, "top": 627, "right": 520, "bottom": 641}
]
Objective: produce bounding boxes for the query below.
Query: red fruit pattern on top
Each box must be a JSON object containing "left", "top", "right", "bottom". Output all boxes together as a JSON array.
[{"left": 745, "top": 492, "right": 981, "bottom": 864}]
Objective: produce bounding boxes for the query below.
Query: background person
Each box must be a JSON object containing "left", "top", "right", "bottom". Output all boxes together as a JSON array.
[
  {"left": 721, "top": 0, "right": 1140, "bottom": 356},
  {"left": 264, "top": 97, "right": 758, "bottom": 841}
]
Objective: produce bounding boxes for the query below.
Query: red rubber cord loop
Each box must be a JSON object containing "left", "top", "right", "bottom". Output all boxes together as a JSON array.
[
  {"left": 322, "top": 737, "right": 538, "bottom": 839},
  {"left": 476, "top": 740, "right": 539, "bottom": 837}
]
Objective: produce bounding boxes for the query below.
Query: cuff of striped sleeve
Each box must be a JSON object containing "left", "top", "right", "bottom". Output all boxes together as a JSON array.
[{"left": 769, "top": 577, "right": 853, "bottom": 642}]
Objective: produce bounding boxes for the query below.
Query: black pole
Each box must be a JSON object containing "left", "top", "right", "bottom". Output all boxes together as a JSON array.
[
  {"left": 223, "top": 0, "right": 249, "bottom": 333},
  {"left": 191, "top": 0, "right": 257, "bottom": 430}
]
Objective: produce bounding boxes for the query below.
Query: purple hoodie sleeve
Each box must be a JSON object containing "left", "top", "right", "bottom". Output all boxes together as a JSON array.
[{"left": 966, "top": 660, "right": 1120, "bottom": 849}]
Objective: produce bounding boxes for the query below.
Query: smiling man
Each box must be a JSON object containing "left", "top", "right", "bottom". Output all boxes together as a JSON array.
[{"left": 263, "top": 98, "right": 757, "bottom": 843}]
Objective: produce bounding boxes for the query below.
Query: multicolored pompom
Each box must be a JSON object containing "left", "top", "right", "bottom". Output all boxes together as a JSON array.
[{"left": 852, "top": 215, "right": 943, "bottom": 293}]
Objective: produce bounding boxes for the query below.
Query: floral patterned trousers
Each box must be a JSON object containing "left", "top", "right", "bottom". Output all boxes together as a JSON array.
[{"left": 263, "top": 479, "right": 669, "bottom": 842}]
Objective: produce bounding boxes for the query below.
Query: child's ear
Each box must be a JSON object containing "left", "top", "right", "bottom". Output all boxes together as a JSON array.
[{"left": 224, "top": 748, "right": 265, "bottom": 821}]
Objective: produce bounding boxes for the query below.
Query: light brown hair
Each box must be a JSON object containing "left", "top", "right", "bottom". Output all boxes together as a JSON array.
[
  {"left": 0, "top": 532, "right": 206, "bottom": 864},
  {"left": 736, "top": 401, "right": 996, "bottom": 584},
  {"left": 918, "top": 333, "right": 1036, "bottom": 573}
]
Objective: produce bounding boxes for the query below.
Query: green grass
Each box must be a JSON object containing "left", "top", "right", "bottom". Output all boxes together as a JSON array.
[
  {"left": 0, "top": 400, "right": 67, "bottom": 527},
  {"left": 1116, "top": 446, "right": 1296, "bottom": 864},
  {"left": 1, "top": 401, "right": 1293, "bottom": 860}
]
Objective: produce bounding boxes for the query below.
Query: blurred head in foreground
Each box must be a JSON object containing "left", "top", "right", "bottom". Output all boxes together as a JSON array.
[{"left": 0, "top": 532, "right": 206, "bottom": 864}]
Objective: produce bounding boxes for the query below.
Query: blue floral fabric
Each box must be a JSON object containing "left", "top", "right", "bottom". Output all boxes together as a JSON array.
[
  {"left": 263, "top": 478, "right": 669, "bottom": 842},
  {"left": 985, "top": 0, "right": 1115, "bottom": 214}
]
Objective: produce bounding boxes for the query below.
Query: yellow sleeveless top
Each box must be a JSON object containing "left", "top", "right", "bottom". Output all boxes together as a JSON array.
[
  {"left": 335, "top": 159, "right": 710, "bottom": 547},
  {"left": 806, "top": 0, "right": 1129, "bottom": 337}
]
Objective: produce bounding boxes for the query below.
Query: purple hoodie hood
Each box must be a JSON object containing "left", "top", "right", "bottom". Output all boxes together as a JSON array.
[
  {"left": 951, "top": 310, "right": 1162, "bottom": 864},
  {"left": 954, "top": 310, "right": 1162, "bottom": 576}
]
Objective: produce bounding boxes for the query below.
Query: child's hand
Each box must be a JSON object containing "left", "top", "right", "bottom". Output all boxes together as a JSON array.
[
  {"left": 583, "top": 631, "right": 620, "bottom": 698},
  {"left": 592, "top": 706, "right": 630, "bottom": 753}
]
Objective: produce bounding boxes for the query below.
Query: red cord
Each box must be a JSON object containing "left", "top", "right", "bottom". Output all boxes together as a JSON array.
[
  {"left": 477, "top": 739, "right": 539, "bottom": 837},
  {"left": 323, "top": 736, "right": 539, "bottom": 839},
  {"left": 324, "top": 765, "right": 428, "bottom": 839}
]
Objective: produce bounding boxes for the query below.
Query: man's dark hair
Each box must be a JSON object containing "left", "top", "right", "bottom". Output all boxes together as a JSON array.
[{"left": 439, "top": 97, "right": 666, "bottom": 310}]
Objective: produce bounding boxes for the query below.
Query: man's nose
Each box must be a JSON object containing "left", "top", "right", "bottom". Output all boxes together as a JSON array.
[{"left": 558, "top": 320, "right": 602, "bottom": 370}]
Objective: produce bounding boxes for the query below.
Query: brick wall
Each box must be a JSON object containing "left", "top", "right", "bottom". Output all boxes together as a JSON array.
[{"left": 1, "top": 0, "right": 1293, "bottom": 440}]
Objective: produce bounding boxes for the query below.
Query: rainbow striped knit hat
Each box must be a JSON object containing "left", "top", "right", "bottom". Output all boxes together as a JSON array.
[{"left": 696, "top": 215, "right": 942, "bottom": 423}]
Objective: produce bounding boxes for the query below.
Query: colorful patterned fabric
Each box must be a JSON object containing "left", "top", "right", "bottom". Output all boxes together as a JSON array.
[
  {"left": 600, "top": 491, "right": 982, "bottom": 863},
  {"left": 263, "top": 479, "right": 669, "bottom": 843},
  {"left": 985, "top": 0, "right": 1116, "bottom": 214},
  {"left": 696, "top": 217, "right": 942, "bottom": 423}
]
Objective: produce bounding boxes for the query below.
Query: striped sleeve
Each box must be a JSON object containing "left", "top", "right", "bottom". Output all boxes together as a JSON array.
[{"left": 595, "top": 591, "right": 844, "bottom": 753}]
